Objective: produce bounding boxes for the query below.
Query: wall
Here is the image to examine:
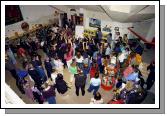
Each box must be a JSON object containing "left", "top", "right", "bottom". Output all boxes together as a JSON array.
[
  {"left": 130, "top": 19, "right": 155, "bottom": 42},
  {"left": 83, "top": 9, "right": 132, "bottom": 38},
  {"left": 5, "top": 5, "right": 57, "bottom": 37}
]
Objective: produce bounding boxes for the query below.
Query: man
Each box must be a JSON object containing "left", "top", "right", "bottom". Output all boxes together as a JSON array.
[
  {"left": 95, "top": 28, "right": 102, "bottom": 46},
  {"left": 74, "top": 68, "right": 86, "bottom": 96},
  {"left": 146, "top": 61, "right": 155, "bottom": 90}
]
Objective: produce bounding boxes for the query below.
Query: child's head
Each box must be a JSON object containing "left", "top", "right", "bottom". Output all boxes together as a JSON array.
[{"left": 94, "top": 92, "right": 102, "bottom": 100}]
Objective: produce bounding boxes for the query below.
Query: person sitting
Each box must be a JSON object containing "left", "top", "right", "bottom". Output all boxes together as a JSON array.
[
  {"left": 90, "top": 92, "right": 104, "bottom": 104},
  {"left": 55, "top": 73, "right": 69, "bottom": 94},
  {"left": 108, "top": 93, "right": 124, "bottom": 104},
  {"left": 42, "top": 83, "right": 56, "bottom": 104}
]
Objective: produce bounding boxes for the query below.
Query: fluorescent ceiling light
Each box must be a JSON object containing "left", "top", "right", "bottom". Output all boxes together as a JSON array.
[{"left": 109, "top": 5, "right": 131, "bottom": 13}]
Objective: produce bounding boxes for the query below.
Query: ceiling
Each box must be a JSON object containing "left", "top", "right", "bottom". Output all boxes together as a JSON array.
[{"left": 66, "top": 5, "right": 155, "bottom": 23}]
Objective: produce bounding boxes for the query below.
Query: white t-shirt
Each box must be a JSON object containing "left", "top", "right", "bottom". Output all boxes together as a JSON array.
[
  {"left": 90, "top": 98, "right": 104, "bottom": 104},
  {"left": 75, "top": 56, "right": 83, "bottom": 63},
  {"left": 52, "top": 27, "right": 58, "bottom": 33},
  {"left": 53, "top": 59, "right": 64, "bottom": 69},
  {"left": 90, "top": 78, "right": 101, "bottom": 86}
]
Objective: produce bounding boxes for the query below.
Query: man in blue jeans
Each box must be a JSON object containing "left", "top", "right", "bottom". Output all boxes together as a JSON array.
[{"left": 87, "top": 72, "right": 101, "bottom": 95}]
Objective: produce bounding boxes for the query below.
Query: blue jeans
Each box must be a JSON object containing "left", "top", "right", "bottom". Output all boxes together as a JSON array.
[
  {"left": 88, "top": 84, "right": 100, "bottom": 95},
  {"left": 47, "top": 96, "right": 56, "bottom": 104}
]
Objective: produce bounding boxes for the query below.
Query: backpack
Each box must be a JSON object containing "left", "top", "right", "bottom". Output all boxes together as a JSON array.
[{"left": 55, "top": 79, "right": 68, "bottom": 94}]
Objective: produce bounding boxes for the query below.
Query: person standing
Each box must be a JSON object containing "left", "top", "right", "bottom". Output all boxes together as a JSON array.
[
  {"left": 44, "top": 57, "right": 53, "bottom": 78},
  {"left": 107, "top": 33, "right": 112, "bottom": 46},
  {"left": 64, "top": 44, "right": 74, "bottom": 68},
  {"left": 88, "top": 72, "right": 101, "bottom": 95},
  {"left": 5, "top": 54, "right": 20, "bottom": 91},
  {"left": 146, "top": 61, "right": 155, "bottom": 90},
  {"left": 6, "top": 45, "right": 17, "bottom": 65},
  {"left": 74, "top": 68, "right": 86, "bottom": 96},
  {"left": 69, "top": 59, "right": 78, "bottom": 86}
]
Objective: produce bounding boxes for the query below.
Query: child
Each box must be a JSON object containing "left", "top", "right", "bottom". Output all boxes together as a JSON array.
[{"left": 90, "top": 92, "right": 103, "bottom": 104}]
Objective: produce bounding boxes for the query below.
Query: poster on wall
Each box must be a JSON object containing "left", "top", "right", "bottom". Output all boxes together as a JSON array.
[
  {"left": 102, "top": 25, "right": 112, "bottom": 32},
  {"left": 89, "top": 18, "right": 101, "bottom": 28},
  {"left": 75, "top": 25, "right": 84, "bottom": 38},
  {"left": 5, "top": 5, "right": 23, "bottom": 25},
  {"left": 114, "top": 27, "right": 119, "bottom": 32}
]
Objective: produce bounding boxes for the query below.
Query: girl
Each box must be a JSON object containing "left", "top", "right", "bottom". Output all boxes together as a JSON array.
[{"left": 68, "top": 59, "right": 78, "bottom": 86}]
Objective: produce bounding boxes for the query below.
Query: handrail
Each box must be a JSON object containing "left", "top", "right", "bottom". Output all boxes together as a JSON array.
[{"left": 128, "top": 27, "right": 155, "bottom": 46}]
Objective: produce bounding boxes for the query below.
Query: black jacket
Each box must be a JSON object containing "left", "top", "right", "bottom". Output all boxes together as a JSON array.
[{"left": 74, "top": 74, "right": 86, "bottom": 87}]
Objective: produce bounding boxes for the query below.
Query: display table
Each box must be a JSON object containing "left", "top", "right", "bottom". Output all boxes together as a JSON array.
[{"left": 101, "top": 76, "right": 116, "bottom": 91}]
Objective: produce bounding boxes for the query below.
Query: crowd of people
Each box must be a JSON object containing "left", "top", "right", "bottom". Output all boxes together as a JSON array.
[{"left": 5, "top": 22, "right": 155, "bottom": 104}]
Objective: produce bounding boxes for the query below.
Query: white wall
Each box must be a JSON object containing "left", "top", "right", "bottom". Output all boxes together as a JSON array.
[
  {"left": 5, "top": 5, "right": 57, "bottom": 37},
  {"left": 83, "top": 9, "right": 132, "bottom": 38},
  {"left": 130, "top": 19, "right": 155, "bottom": 42},
  {"left": 5, "top": 84, "right": 25, "bottom": 104}
]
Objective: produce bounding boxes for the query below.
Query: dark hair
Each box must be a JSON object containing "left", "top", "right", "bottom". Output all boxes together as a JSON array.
[
  {"left": 56, "top": 73, "right": 63, "bottom": 80},
  {"left": 115, "top": 93, "right": 121, "bottom": 100},
  {"left": 98, "top": 28, "right": 101, "bottom": 31},
  {"left": 95, "top": 72, "right": 99, "bottom": 79},
  {"left": 94, "top": 92, "right": 102, "bottom": 100}
]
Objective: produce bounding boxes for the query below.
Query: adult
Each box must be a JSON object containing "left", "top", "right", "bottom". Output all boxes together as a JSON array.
[
  {"left": 75, "top": 52, "right": 83, "bottom": 69},
  {"left": 64, "top": 43, "right": 74, "bottom": 68},
  {"left": 74, "top": 68, "right": 86, "bottom": 96},
  {"left": 44, "top": 57, "right": 52, "bottom": 78},
  {"left": 69, "top": 59, "right": 78, "bottom": 86},
  {"left": 28, "top": 63, "right": 43, "bottom": 90},
  {"left": 107, "top": 33, "right": 112, "bottom": 45},
  {"left": 88, "top": 72, "right": 101, "bottom": 95},
  {"left": 42, "top": 83, "right": 56, "bottom": 104},
  {"left": 146, "top": 60, "right": 155, "bottom": 90},
  {"left": 5, "top": 45, "right": 17, "bottom": 65}
]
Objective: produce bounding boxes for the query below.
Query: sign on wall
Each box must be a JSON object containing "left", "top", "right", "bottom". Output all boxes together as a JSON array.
[
  {"left": 75, "top": 25, "right": 84, "bottom": 38},
  {"left": 89, "top": 18, "right": 101, "bottom": 28},
  {"left": 102, "top": 25, "right": 112, "bottom": 33}
]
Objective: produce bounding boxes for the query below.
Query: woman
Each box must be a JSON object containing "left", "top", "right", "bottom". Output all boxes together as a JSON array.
[
  {"left": 90, "top": 61, "right": 99, "bottom": 78},
  {"left": 64, "top": 43, "right": 74, "bottom": 68},
  {"left": 69, "top": 59, "right": 78, "bottom": 86},
  {"left": 42, "top": 83, "right": 56, "bottom": 104},
  {"left": 75, "top": 52, "right": 83, "bottom": 69},
  {"left": 88, "top": 72, "right": 101, "bottom": 95},
  {"left": 90, "top": 92, "right": 103, "bottom": 104}
]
